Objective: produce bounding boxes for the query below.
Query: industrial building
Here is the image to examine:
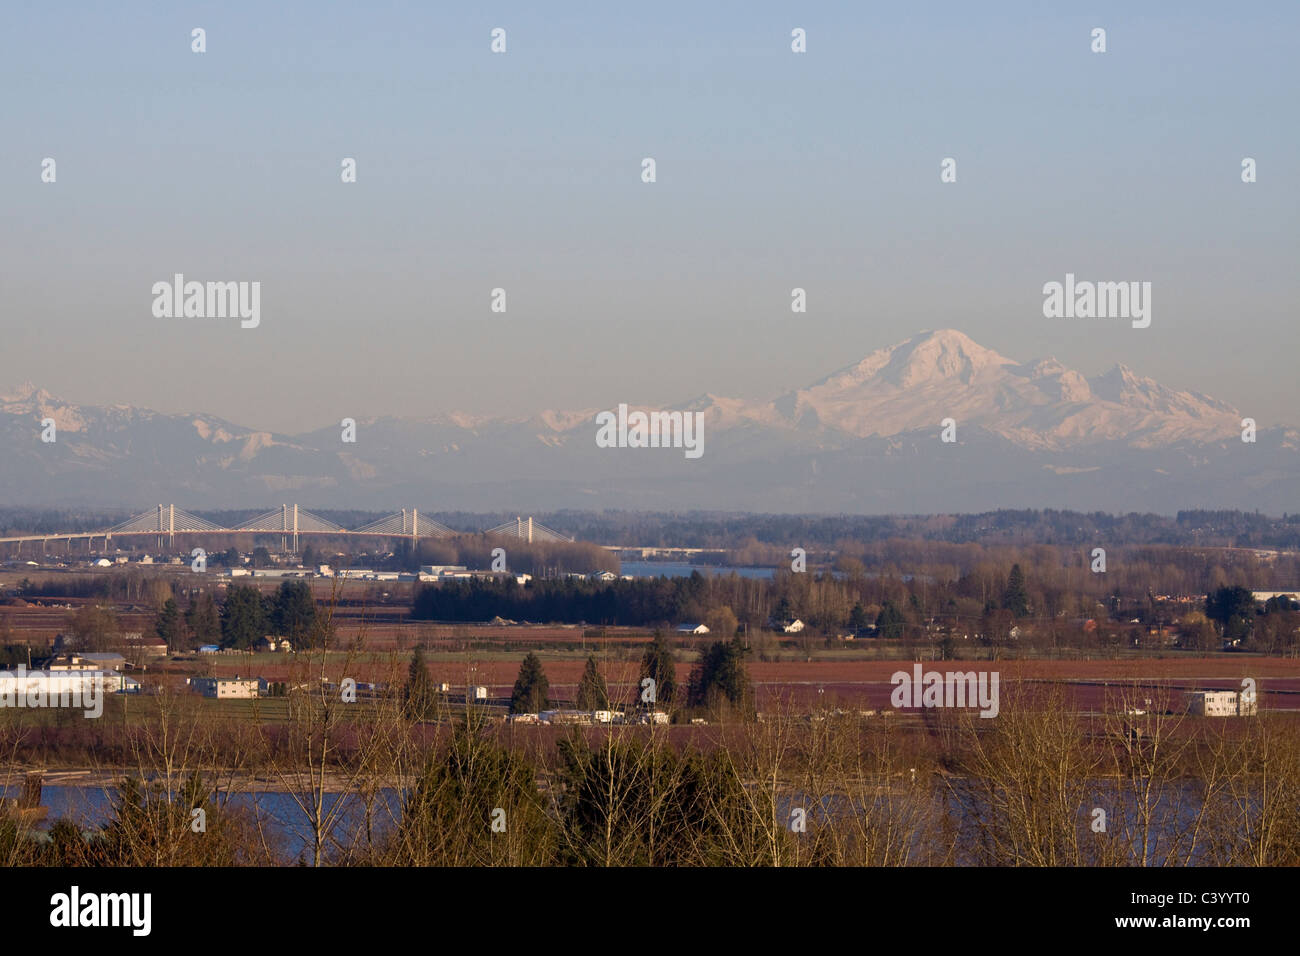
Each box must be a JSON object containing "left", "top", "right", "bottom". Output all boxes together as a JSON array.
[
  {"left": 190, "top": 676, "right": 260, "bottom": 699},
  {"left": 48, "top": 653, "right": 127, "bottom": 672},
  {"left": 0, "top": 669, "right": 138, "bottom": 697},
  {"left": 1188, "top": 689, "right": 1258, "bottom": 717}
]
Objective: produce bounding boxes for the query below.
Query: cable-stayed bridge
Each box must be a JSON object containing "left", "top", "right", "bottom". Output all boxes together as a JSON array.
[
  {"left": 484, "top": 516, "right": 574, "bottom": 544},
  {"left": 0, "top": 505, "right": 572, "bottom": 554}
]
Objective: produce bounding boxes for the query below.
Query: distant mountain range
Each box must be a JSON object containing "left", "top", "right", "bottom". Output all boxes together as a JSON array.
[{"left": 3, "top": 330, "right": 1296, "bottom": 514}]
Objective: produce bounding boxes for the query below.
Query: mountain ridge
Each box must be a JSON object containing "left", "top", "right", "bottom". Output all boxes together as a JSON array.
[
  {"left": 2, "top": 330, "right": 1290, "bottom": 513},
  {"left": 0, "top": 330, "right": 1248, "bottom": 448}
]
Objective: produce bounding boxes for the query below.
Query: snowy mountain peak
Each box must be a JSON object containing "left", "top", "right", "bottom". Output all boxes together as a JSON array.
[
  {"left": 883, "top": 328, "right": 1017, "bottom": 387},
  {"left": 0, "top": 328, "right": 1288, "bottom": 513},
  {"left": 747, "top": 330, "right": 1243, "bottom": 446},
  {"left": 0, "top": 330, "right": 1267, "bottom": 511},
  {"left": 822, "top": 329, "right": 1017, "bottom": 392}
]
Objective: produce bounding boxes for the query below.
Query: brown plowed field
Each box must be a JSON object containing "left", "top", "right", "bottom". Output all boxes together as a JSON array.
[{"left": 200, "top": 655, "right": 1300, "bottom": 712}]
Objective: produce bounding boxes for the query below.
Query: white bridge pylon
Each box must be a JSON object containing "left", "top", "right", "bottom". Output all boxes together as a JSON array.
[
  {"left": 485, "top": 516, "right": 574, "bottom": 543},
  {"left": 353, "top": 509, "right": 456, "bottom": 540},
  {"left": 238, "top": 504, "right": 345, "bottom": 551},
  {"left": 108, "top": 504, "right": 227, "bottom": 535}
]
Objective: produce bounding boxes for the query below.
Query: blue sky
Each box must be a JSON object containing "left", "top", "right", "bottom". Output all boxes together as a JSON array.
[{"left": 2, "top": 1, "right": 1296, "bottom": 431}]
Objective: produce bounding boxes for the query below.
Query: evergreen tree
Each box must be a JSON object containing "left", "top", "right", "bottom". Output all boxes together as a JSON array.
[
  {"left": 404, "top": 647, "right": 438, "bottom": 721},
  {"left": 271, "top": 580, "right": 316, "bottom": 642},
  {"left": 1206, "top": 585, "right": 1256, "bottom": 643},
  {"left": 875, "top": 601, "right": 905, "bottom": 639},
  {"left": 638, "top": 629, "right": 677, "bottom": 709},
  {"left": 575, "top": 655, "right": 609, "bottom": 711},
  {"left": 772, "top": 596, "right": 794, "bottom": 624},
  {"left": 687, "top": 636, "right": 753, "bottom": 715},
  {"left": 220, "top": 585, "right": 266, "bottom": 650},
  {"left": 398, "top": 720, "right": 555, "bottom": 865},
  {"left": 714, "top": 636, "right": 752, "bottom": 708},
  {"left": 154, "top": 598, "right": 182, "bottom": 651},
  {"left": 510, "top": 652, "right": 550, "bottom": 714},
  {"left": 555, "top": 735, "right": 762, "bottom": 866},
  {"left": 1002, "top": 564, "right": 1030, "bottom": 618},
  {"left": 848, "top": 602, "right": 870, "bottom": 631},
  {"left": 185, "top": 593, "right": 221, "bottom": 647}
]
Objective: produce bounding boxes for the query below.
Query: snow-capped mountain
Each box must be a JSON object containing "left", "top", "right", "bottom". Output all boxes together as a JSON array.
[
  {"left": 2, "top": 331, "right": 1294, "bottom": 514},
  {"left": 693, "top": 329, "right": 1240, "bottom": 450}
]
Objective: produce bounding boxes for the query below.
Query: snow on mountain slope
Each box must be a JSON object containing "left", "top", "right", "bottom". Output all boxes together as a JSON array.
[
  {"left": 690, "top": 330, "right": 1240, "bottom": 450},
  {"left": 0, "top": 331, "right": 1268, "bottom": 510}
]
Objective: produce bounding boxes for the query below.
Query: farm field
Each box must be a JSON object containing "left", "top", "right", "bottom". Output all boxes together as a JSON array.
[{"left": 195, "top": 652, "right": 1300, "bottom": 714}]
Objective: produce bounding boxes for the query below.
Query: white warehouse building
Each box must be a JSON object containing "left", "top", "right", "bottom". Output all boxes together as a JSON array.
[
  {"left": 0, "top": 669, "right": 138, "bottom": 697},
  {"left": 1188, "top": 689, "right": 1258, "bottom": 717},
  {"left": 190, "top": 676, "right": 260, "bottom": 699}
]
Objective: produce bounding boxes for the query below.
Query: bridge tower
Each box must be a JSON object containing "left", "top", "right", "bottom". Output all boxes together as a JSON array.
[
  {"left": 156, "top": 504, "right": 175, "bottom": 551},
  {"left": 397, "top": 508, "right": 420, "bottom": 555},
  {"left": 279, "top": 503, "right": 300, "bottom": 554}
]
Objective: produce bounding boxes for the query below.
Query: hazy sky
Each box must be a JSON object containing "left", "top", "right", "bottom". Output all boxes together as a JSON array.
[{"left": 3, "top": 1, "right": 1297, "bottom": 434}]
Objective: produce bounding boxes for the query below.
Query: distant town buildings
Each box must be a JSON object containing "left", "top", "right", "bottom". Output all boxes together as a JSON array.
[
  {"left": 537, "top": 709, "right": 620, "bottom": 725},
  {"left": 419, "top": 565, "right": 532, "bottom": 585},
  {"left": 513, "top": 709, "right": 655, "bottom": 725}
]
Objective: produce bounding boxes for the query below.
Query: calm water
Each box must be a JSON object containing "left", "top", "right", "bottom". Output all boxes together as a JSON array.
[
  {"left": 4, "top": 782, "right": 403, "bottom": 864},
  {"left": 9, "top": 779, "right": 1228, "bottom": 866}
]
